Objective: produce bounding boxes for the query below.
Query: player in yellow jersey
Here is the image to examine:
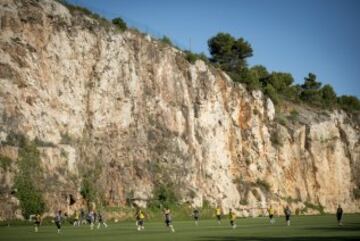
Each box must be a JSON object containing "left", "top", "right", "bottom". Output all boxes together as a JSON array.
[
  {"left": 136, "top": 209, "right": 145, "bottom": 231},
  {"left": 73, "top": 210, "right": 80, "bottom": 227},
  {"left": 268, "top": 205, "right": 275, "bottom": 224},
  {"left": 215, "top": 207, "right": 222, "bottom": 224},
  {"left": 229, "top": 209, "right": 237, "bottom": 229}
]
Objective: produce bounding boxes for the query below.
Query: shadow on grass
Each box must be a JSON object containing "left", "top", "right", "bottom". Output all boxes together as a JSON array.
[{"left": 196, "top": 236, "right": 360, "bottom": 241}]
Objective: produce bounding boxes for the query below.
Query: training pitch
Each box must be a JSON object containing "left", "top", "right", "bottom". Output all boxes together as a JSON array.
[{"left": 1, "top": 215, "right": 360, "bottom": 241}]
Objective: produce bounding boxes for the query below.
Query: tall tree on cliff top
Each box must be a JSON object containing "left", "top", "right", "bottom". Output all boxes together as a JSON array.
[{"left": 208, "top": 32, "right": 253, "bottom": 73}]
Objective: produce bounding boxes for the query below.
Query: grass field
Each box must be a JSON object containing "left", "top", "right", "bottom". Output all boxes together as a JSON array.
[{"left": 0, "top": 215, "right": 359, "bottom": 241}]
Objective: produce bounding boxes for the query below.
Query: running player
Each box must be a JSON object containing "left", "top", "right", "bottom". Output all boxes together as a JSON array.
[
  {"left": 136, "top": 209, "right": 145, "bottom": 231},
  {"left": 215, "top": 206, "right": 222, "bottom": 224},
  {"left": 336, "top": 205, "right": 343, "bottom": 226},
  {"left": 73, "top": 210, "right": 80, "bottom": 227},
  {"left": 97, "top": 212, "right": 108, "bottom": 229},
  {"left": 54, "top": 210, "right": 62, "bottom": 233},
  {"left": 88, "top": 211, "right": 95, "bottom": 230},
  {"left": 164, "top": 208, "right": 175, "bottom": 232},
  {"left": 268, "top": 205, "right": 275, "bottom": 224},
  {"left": 283, "top": 206, "right": 291, "bottom": 226},
  {"left": 229, "top": 209, "right": 237, "bottom": 229},
  {"left": 193, "top": 209, "right": 200, "bottom": 225},
  {"left": 34, "top": 213, "right": 41, "bottom": 232}
]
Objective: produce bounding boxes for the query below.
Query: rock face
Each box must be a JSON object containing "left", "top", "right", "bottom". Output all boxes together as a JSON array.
[{"left": 0, "top": 0, "right": 359, "bottom": 219}]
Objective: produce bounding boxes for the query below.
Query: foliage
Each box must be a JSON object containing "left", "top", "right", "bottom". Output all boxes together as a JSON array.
[
  {"left": 302, "top": 73, "right": 322, "bottom": 90},
  {"left": 337, "top": 95, "right": 360, "bottom": 113},
  {"left": 148, "top": 183, "right": 179, "bottom": 208},
  {"left": 0, "top": 154, "right": 12, "bottom": 171},
  {"left": 255, "top": 178, "right": 271, "bottom": 192},
  {"left": 353, "top": 186, "right": 360, "bottom": 199},
  {"left": 80, "top": 175, "right": 97, "bottom": 206},
  {"left": 288, "top": 109, "right": 299, "bottom": 122},
  {"left": 303, "top": 201, "right": 325, "bottom": 214},
  {"left": 160, "top": 35, "right": 173, "bottom": 46},
  {"left": 3, "top": 131, "right": 26, "bottom": 147},
  {"left": 264, "top": 84, "right": 279, "bottom": 104},
  {"left": 270, "top": 129, "right": 283, "bottom": 147},
  {"left": 184, "top": 51, "right": 209, "bottom": 64},
  {"left": 112, "top": 17, "right": 127, "bottom": 31},
  {"left": 14, "top": 140, "right": 45, "bottom": 218},
  {"left": 56, "top": 0, "right": 110, "bottom": 27},
  {"left": 208, "top": 32, "right": 253, "bottom": 72},
  {"left": 33, "top": 137, "right": 55, "bottom": 147}
]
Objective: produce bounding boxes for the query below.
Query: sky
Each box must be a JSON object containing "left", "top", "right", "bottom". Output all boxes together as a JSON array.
[{"left": 68, "top": 0, "right": 360, "bottom": 97}]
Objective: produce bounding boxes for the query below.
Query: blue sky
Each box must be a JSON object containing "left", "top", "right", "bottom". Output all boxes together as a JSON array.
[{"left": 68, "top": 0, "right": 360, "bottom": 97}]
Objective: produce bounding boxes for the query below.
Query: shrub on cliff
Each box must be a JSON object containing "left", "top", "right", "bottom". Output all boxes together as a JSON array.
[
  {"left": 14, "top": 140, "right": 46, "bottom": 218},
  {"left": 112, "top": 17, "right": 127, "bottom": 31}
]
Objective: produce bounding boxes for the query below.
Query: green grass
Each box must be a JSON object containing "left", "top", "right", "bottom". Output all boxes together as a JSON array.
[{"left": 0, "top": 215, "right": 359, "bottom": 241}]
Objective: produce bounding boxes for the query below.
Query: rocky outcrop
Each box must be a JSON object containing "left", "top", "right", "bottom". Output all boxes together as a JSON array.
[{"left": 0, "top": 0, "right": 359, "bottom": 219}]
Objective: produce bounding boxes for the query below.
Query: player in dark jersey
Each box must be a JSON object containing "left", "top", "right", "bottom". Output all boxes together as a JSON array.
[
  {"left": 54, "top": 210, "right": 62, "bottom": 233},
  {"left": 336, "top": 205, "right": 343, "bottom": 226},
  {"left": 97, "top": 212, "right": 108, "bottom": 229},
  {"left": 283, "top": 206, "right": 291, "bottom": 226},
  {"left": 34, "top": 213, "right": 41, "bottom": 232},
  {"left": 193, "top": 209, "right": 200, "bottom": 225},
  {"left": 164, "top": 208, "right": 175, "bottom": 232}
]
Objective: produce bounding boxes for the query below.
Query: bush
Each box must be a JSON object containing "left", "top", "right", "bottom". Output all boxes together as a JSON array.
[
  {"left": 161, "top": 36, "right": 172, "bottom": 46},
  {"left": 303, "top": 201, "right": 325, "bottom": 214},
  {"left": 3, "top": 131, "right": 26, "bottom": 147},
  {"left": 184, "top": 51, "right": 209, "bottom": 64},
  {"left": 264, "top": 84, "right": 279, "bottom": 104},
  {"left": 149, "top": 183, "right": 179, "bottom": 208},
  {"left": 288, "top": 110, "right": 299, "bottom": 122},
  {"left": 80, "top": 176, "right": 97, "bottom": 207},
  {"left": 270, "top": 130, "right": 283, "bottom": 147},
  {"left": 353, "top": 186, "right": 360, "bottom": 199},
  {"left": 0, "top": 154, "right": 12, "bottom": 171},
  {"left": 255, "top": 178, "right": 271, "bottom": 192},
  {"left": 14, "top": 140, "right": 46, "bottom": 218},
  {"left": 337, "top": 95, "right": 360, "bottom": 113},
  {"left": 33, "top": 137, "right": 55, "bottom": 147},
  {"left": 112, "top": 17, "right": 127, "bottom": 31}
]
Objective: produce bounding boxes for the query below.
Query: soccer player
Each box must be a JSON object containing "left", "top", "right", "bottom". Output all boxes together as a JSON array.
[
  {"left": 229, "top": 209, "right": 237, "bottom": 229},
  {"left": 34, "top": 213, "right": 41, "bottom": 232},
  {"left": 88, "top": 211, "right": 95, "bottom": 230},
  {"left": 193, "top": 209, "right": 200, "bottom": 225},
  {"left": 268, "top": 205, "right": 275, "bottom": 224},
  {"left": 336, "top": 205, "right": 343, "bottom": 226},
  {"left": 283, "top": 206, "right": 291, "bottom": 226},
  {"left": 215, "top": 206, "right": 222, "bottom": 224},
  {"left": 73, "top": 210, "right": 80, "bottom": 227},
  {"left": 136, "top": 209, "right": 145, "bottom": 231},
  {"left": 164, "top": 208, "right": 175, "bottom": 232},
  {"left": 97, "top": 212, "right": 108, "bottom": 229},
  {"left": 54, "top": 210, "right": 62, "bottom": 233}
]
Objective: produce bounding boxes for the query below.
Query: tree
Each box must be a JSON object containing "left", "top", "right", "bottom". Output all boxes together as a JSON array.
[
  {"left": 161, "top": 36, "right": 172, "bottom": 45},
  {"left": 302, "top": 73, "right": 321, "bottom": 90},
  {"left": 208, "top": 33, "right": 253, "bottom": 72},
  {"left": 337, "top": 95, "right": 360, "bottom": 112},
  {"left": 112, "top": 17, "right": 127, "bottom": 31},
  {"left": 321, "top": 84, "right": 337, "bottom": 107}
]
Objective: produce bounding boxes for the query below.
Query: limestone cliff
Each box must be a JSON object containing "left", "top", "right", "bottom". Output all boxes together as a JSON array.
[{"left": 0, "top": 0, "right": 359, "bottom": 219}]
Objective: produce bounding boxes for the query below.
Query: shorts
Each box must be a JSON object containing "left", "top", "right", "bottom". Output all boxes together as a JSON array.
[
  {"left": 165, "top": 219, "right": 171, "bottom": 226},
  {"left": 285, "top": 215, "right": 290, "bottom": 221},
  {"left": 269, "top": 214, "right": 274, "bottom": 219},
  {"left": 230, "top": 220, "right": 234, "bottom": 226},
  {"left": 337, "top": 215, "right": 342, "bottom": 221},
  {"left": 216, "top": 215, "right": 221, "bottom": 220},
  {"left": 194, "top": 216, "right": 199, "bottom": 221},
  {"left": 35, "top": 221, "right": 40, "bottom": 226},
  {"left": 55, "top": 221, "right": 61, "bottom": 229},
  {"left": 138, "top": 220, "right": 144, "bottom": 226}
]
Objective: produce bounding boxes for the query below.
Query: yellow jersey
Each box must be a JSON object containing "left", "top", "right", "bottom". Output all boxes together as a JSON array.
[
  {"left": 268, "top": 207, "right": 274, "bottom": 215},
  {"left": 229, "top": 212, "right": 236, "bottom": 221},
  {"left": 216, "top": 208, "right": 221, "bottom": 215}
]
